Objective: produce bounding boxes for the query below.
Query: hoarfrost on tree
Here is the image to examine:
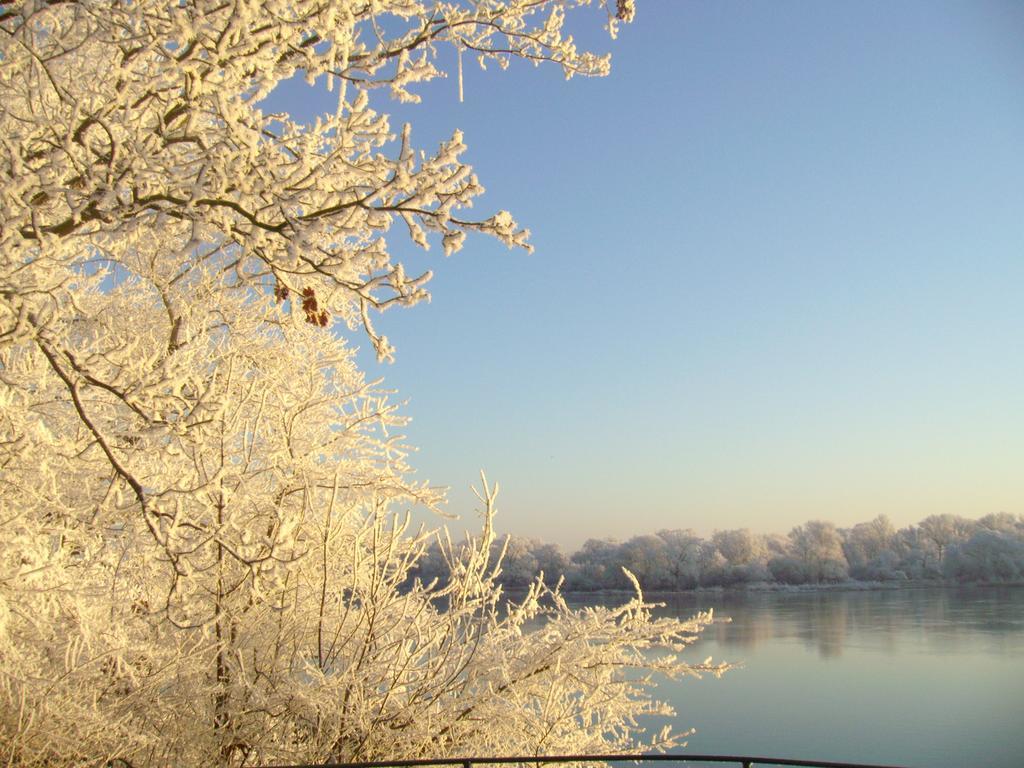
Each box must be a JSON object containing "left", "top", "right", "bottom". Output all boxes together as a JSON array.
[{"left": 0, "top": 1, "right": 723, "bottom": 766}]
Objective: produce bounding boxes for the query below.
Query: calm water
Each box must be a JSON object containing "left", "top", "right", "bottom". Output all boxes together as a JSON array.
[{"left": 566, "top": 586, "right": 1024, "bottom": 768}]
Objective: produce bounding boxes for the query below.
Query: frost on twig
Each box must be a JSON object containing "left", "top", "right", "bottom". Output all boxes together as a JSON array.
[
  {"left": 0, "top": 0, "right": 630, "bottom": 361},
  {"left": 0, "top": 3, "right": 730, "bottom": 766}
]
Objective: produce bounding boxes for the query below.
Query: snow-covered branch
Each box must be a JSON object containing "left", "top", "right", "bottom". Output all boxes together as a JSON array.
[{"left": 1, "top": 2, "right": 728, "bottom": 766}]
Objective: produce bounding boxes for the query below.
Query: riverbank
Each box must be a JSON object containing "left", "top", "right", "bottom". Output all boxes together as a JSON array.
[{"left": 554, "top": 579, "right": 1024, "bottom": 598}]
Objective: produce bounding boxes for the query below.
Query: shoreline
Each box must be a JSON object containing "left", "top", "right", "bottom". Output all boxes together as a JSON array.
[{"left": 550, "top": 580, "right": 1024, "bottom": 598}]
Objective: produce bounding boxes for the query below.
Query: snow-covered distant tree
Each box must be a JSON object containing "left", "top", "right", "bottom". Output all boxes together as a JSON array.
[
  {"left": 1, "top": 1, "right": 728, "bottom": 765},
  {"left": 711, "top": 529, "right": 765, "bottom": 568},
  {"left": 531, "top": 540, "right": 571, "bottom": 582},
  {"left": 619, "top": 535, "right": 673, "bottom": 590},
  {"left": 917, "top": 514, "right": 974, "bottom": 570},
  {"left": 569, "top": 538, "right": 628, "bottom": 590},
  {"left": 944, "top": 529, "right": 1024, "bottom": 582},
  {"left": 490, "top": 535, "right": 541, "bottom": 588},
  {"left": 783, "top": 521, "right": 848, "bottom": 584},
  {"left": 841, "top": 515, "right": 901, "bottom": 581},
  {"left": 656, "top": 530, "right": 706, "bottom": 590},
  {"left": 490, "top": 537, "right": 570, "bottom": 588},
  {"left": 707, "top": 529, "right": 769, "bottom": 584},
  {"left": 976, "top": 512, "right": 1024, "bottom": 536}
]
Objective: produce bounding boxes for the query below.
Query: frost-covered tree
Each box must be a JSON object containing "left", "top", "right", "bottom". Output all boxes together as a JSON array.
[
  {"left": 782, "top": 521, "right": 848, "bottom": 584},
  {"left": 531, "top": 540, "right": 571, "bottom": 582},
  {"left": 656, "top": 530, "right": 707, "bottom": 590},
  {"left": 568, "top": 538, "right": 628, "bottom": 590},
  {"left": 490, "top": 535, "right": 541, "bottom": 588},
  {"left": 0, "top": 1, "right": 729, "bottom": 766},
  {"left": 711, "top": 529, "right": 765, "bottom": 568},
  {"left": 709, "top": 529, "right": 769, "bottom": 584},
  {"left": 944, "top": 529, "right": 1024, "bottom": 582},
  {"left": 619, "top": 535, "right": 673, "bottom": 591},
  {"left": 976, "top": 512, "right": 1024, "bottom": 536},
  {"left": 491, "top": 537, "right": 570, "bottom": 588},
  {"left": 917, "top": 514, "right": 974, "bottom": 570},
  {"left": 841, "top": 515, "right": 901, "bottom": 581}
]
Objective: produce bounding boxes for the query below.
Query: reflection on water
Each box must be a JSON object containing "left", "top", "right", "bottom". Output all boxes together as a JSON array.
[
  {"left": 564, "top": 586, "right": 1024, "bottom": 768},
  {"left": 650, "top": 586, "right": 1024, "bottom": 659}
]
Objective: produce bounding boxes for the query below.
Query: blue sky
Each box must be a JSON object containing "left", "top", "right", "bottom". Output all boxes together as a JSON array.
[{"left": 269, "top": 1, "right": 1024, "bottom": 548}]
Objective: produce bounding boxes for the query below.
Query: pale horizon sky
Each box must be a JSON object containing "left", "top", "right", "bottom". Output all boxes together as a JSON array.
[{"left": 267, "top": 1, "right": 1024, "bottom": 550}]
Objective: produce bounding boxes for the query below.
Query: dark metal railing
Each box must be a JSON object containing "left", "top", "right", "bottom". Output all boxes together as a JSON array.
[{"left": 273, "top": 753, "right": 910, "bottom": 768}]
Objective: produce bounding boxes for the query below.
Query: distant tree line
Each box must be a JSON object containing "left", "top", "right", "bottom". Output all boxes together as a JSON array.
[{"left": 410, "top": 513, "right": 1024, "bottom": 591}]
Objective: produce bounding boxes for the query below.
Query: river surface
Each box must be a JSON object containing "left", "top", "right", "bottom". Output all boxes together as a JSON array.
[{"left": 564, "top": 586, "right": 1024, "bottom": 768}]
